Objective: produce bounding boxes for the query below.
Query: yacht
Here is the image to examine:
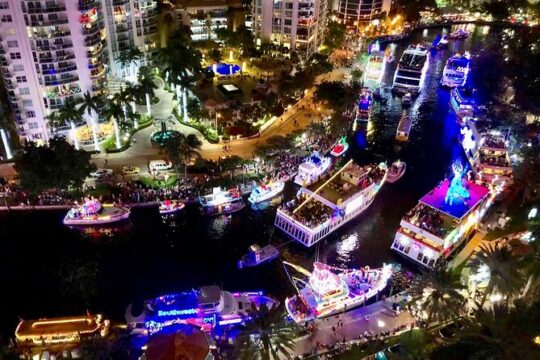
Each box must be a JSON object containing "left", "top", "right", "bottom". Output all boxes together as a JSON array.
[
  {"left": 63, "top": 199, "right": 130, "bottom": 226},
  {"left": 248, "top": 181, "right": 285, "bottom": 204},
  {"left": 199, "top": 187, "right": 245, "bottom": 216},
  {"left": 238, "top": 244, "right": 279, "bottom": 269},
  {"left": 476, "top": 130, "right": 513, "bottom": 184},
  {"left": 355, "top": 88, "right": 374, "bottom": 123},
  {"left": 393, "top": 45, "right": 429, "bottom": 92},
  {"left": 441, "top": 53, "right": 471, "bottom": 88},
  {"left": 431, "top": 33, "right": 448, "bottom": 50},
  {"left": 330, "top": 137, "right": 349, "bottom": 157},
  {"left": 395, "top": 114, "right": 412, "bottom": 142},
  {"left": 126, "top": 286, "right": 277, "bottom": 335},
  {"left": 364, "top": 41, "right": 386, "bottom": 88},
  {"left": 159, "top": 200, "right": 185, "bottom": 215},
  {"left": 276, "top": 161, "right": 387, "bottom": 247},
  {"left": 386, "top": 160, "right": 406, "bottom": 183},
  {"left": 294, "top": 151, "right": 332, "bottom": 187},
  {"left": 450, "top": 86, "right": 475, "bottom": 118},
  {"left": 285, "top": 262, "right": 392, "bottom": 323}
]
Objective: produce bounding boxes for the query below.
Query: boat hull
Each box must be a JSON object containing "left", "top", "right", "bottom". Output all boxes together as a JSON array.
[
  {"left": 63, "top": 208, "right": 130, "bottom": 226},
  {"left": 159, "top": 203, "right": 185, "bottom": 215},
  {"left": 201, "top": 201, "right": 245, "bottom": 216}
]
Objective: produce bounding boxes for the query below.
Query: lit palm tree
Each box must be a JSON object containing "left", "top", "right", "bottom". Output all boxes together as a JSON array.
[
  {"left": 119, "top": 84, "right": 143, "bottom": 127},
  {"left": 49, "top": 98, "right": 83, "bottom": 150},
  {"left": 520, "top": 238, "right": 540, "bottom": 298},
  {"left": 469, "top": 242, "right": 523, "bottom": 308},
  {"left": 409, "top": 262, "right": 465, "bottom": 331},
  {"left": 160, "top": 133, "right": 202, "bottom": 179},
  {"left": 78, "top": 91, "right": 103, "bottom": 152},
  {"left": 137, "top": 66, "right": 158, "bottom": 116},
  {"left": 234, "top": 303, "right": 298, "bottom": 360},
  {"left": 204, "top": 15, "right": 213, "bottom": 40},
  {"left": 103, "top": 95, "right": 128, "bottom": 150},
  {"left": 116, "top": 46, "right": 143, "bottom": 79}
]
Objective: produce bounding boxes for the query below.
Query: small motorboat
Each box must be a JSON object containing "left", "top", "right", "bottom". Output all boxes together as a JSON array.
[
  {"left": 431, "top": 34, "right": 448, "bottom": 50},
  {"left": 64, "top": 199, "right": 130, "bottom": 226},
  {"left": 238, "top": 244, "right": 280, "bottom": 269},
  {"left": 402, "top": 92, "right": 412, "bottom": 106},
  {"left": 249, "top": 181, "right": 285, "bottom": 204},
  {"left": 448, "top": 29, "right": 470, "bottom": 40},
  {"left": 159, "top": 200, "right": 185, "bottom": 215},
  {"left": 386, "top": 160, "right": 406, "bottom": 183},
  {"left": 330, "top": 137, "right": 349, "bottom": 157},
  {"left": 395, "top": 114, "right": 412, "bottom": 142}
]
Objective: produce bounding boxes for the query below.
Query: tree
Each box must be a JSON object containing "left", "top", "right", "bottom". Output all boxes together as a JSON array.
[
  {"left": 469, "top": 242, "right": 523, "bottom": 308},
  {"left": 78, "top": 91, "right": 103, "bottom": 152},
  {"left": 119, "top": 83, "right": 144, "bottom": 127},
  {"left": 48, "top": 98, "right": 83, "bottom": 150},
  {"left": 137, "top": 66, "right": 158, "bottom": 116},
  {"left": 160, "top": 133, "right": 202, "bottom": 179},
  {"left": 323, "top": 21, "right": 346, "bottom": 52},
  {"left": 520, "top": 238, "right": 540, "bottom": 298},
  {"left": 409, "top": 262, "right": 465, "bottom": 331},
  {"left": 483, "top": 1, "right": 511, "bottom": 21},
  {"left": 103, "top": 95, "right": 128, "bottom": 150},
  {"left": 208, "top": 48, "right": 222, "bottom": 63},
  {"left": 234, "top": 303, "right": 298, "bottom": 360},
  {"left": 393, "top": 0, "right": 437, "bottom": 23},
  {"left": 116, "top": 46, "right": 143, "bottom": 79},
  {"left": 14, "top": 137, "right": 95, "bottom": 194}
]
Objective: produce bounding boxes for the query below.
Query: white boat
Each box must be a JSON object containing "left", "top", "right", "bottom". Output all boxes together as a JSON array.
[
  {"left": 450, "top": 86, "right": 475, "bottom": 118},
  {"left": 238, "top": 244, "right": 279, "bottom": 269},
  {"left": 386, "top": 160, "right": 406, "bottom": 183},
  {"left": 393, "top": 44, "right": 429, "bottom": 92},
  {"left": 364, "top": 41, "right": 386, "bottom": 88},
  {"left": 159, "top": 200, "right": 185, "bottom": 215},
  {"left": 395, "top": 114, "right": 412, "bottom": 142},
  {"left": 276, "top": 161, "right": 387, "bottom": 247},
  {"left": 448, "top": 28, "right": 469, "bottom": 39},
  {"left": 441, "top": 53, "right": 471, "bottom": 88},
  {"left": 63, "top": 199, "right": 130, "bottom": 226},
  {"left": 294, "top": 151, "right": 332, "bottom": 187},
  {"left": 330, "top": 137, "right": 349, "bottom": 157},
  {"left": 384, "top": 43, "right": 396, "bottom": 63},
  {"left": 126, "top": 285, "right": 277, "bottom": 335},
  {"left": 199, "top": 187, "right": 245, "bottom": 216},
  {"left": 285, "top": 262, "right": 392, "bottom": 323},
  {"left": 248, "top": 181, "right": 285, "bottom": 204}
]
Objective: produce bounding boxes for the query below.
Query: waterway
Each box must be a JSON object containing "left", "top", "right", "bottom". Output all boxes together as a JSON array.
[{"left": 0, "top": 23, "right": 495, "bottom": 337}]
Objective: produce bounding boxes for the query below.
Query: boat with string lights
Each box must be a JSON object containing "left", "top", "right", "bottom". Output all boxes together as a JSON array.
[
  {"left": 450, "top": 86, "right": 475, "bottom": 118},
  {"left": 448, "top": 28, "right": 470, "bottom": 40},
  {"left": 248, "top": 180, "right": 285, "bottom": 204},
  {"left": 391, "top": 162, "right": 494, "bottom": 267},
  {"left": 276, "top": 161, "right": 387, "bottom": 247},
  {"left": 199, "top": 187, "right": 245, "bottom": 216},
  {"left": 476, "top": 129, "right": 513, "bottom": 184},
  {"left": 364, "top": 41, "right": 386, "bottom": 88},
  {"left": 355, "top": 89, "right": 374, "bottom": 124},
  {"left": 392, "top": 44, "right": 429, "bottom": 93},
  {"left": 294, "top": 151, "right": 332, "bottom": 187},
  {"left": 63, "top": 199, "right": 130, "bottom": 226},
  {"left": 284, "top": 262, "right": 392, "bottom": 323},
  {"left": 330, "top": 137, "right": 349, "bottom": 157},
  {"left": 387, "top": 160, "right": 406, "bottom": 183},
  {"left": 126, "top": 286, "right": 277, "bottom": 336},
  {"left": 159, "top": 200, "right": 185, "bottom": 215},
  {"left": 441, "top": 53, "right": 471, "bottom": 88}
]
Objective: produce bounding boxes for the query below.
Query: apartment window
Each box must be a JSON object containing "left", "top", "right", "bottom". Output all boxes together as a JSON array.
[
  {"left": 286, "top": 3, "right": 293, "bottom": 9},
  {"left": 7, "top": 40, "right": 17, "bottom": 48},
  {"left": 19, "top": 87, "right": 30, "bottom": 95},
  {"left": 16, "top": 76, "right": 27, "bottom": 83},
  {"left": 284, "top": 19, "right": 292, "bottom": 26},
  {"left": 26, "top": 111, "right": 36, "bottom": 118},
  {"left": 0, "top": 2, "right": 9, "bottom": 9},
  {"left": 13, "top": 64, "right": 23, "bottom": 72},
  {"left": 22, "top": 100, "right": 33, "bottom": 107},
  {"left": 10, "top": 52, "right": 21, "bottom": 59},
  {"left": 1, "top": 14, "right": 12, "bottom": 22}
]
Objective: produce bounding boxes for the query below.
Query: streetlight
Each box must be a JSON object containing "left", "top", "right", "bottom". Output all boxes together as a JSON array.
[{"left": 215, "top": 112, "right": 221, "bottom": 131}]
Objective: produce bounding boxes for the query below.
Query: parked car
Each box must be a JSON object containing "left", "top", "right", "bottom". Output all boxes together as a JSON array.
[
  {"left": 149, "top": 160, "right": 172, "bottom": 172},
  {"left": 90, "top": 168, "right": 113, "bottom": 178},
  {"left": 122, "top": 166, "right": 140, "bottom": 176}
]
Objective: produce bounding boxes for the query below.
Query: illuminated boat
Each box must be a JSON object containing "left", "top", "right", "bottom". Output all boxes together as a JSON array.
[
  {"left": 199, "top": 187, "right": 245, "bottom": 216},
  {"left": 15, "top": 314, "right": 110, "bottom": 346},
  {"left": 364, "top": 41, "right": 386, "bottom": 88},
  {"left": 355, "top": 89, "right": 374, "bottom": 123},
  {"left": 448, "top": 28, "right": 469, "bottom": 39},
  {"left": 330, "top": 137, "right": 349, "bottom": 157},
  {"left": 384, "top": 43, "right": 396, "bottom": 63},
  {"left": 386, "top": 160, "right": 406, "bottom": 183},
  {"left": 276, "top": 161, "right": 387, "bottom": 247},
  {"left": 441, "top": 53, "right": 471, "bottom": 88},
  {"left": 248, "top": 181, "right": 285, "bottom": 204},
  {"left": 450, "top": 86, "right": 475, "bottom": 118},
  {"left": 63, "top": 199, "right": 130, "bottom": 226},
  {"left": 285, "top": 262, "right": 392, "bottom": 323},
  {"left": 392, "top": 44, "right": 429, "bottom": 93},
  {"left": 159, "top": 200, "right": 185, "bottom": 215},
  {"left": 238, "top": 244, "right": 279, "bottom": 269},
  {"left": 391, "top": 162, "right": 493, "bottom": 267},
  {"left": 395, "top": 114, "right": 412, "bottom": 142},
  {"left": 476, "top": 130, "right": 513, "bottom": 184},
  {"left": 431, "top": 33, "right": 448, "bottom": 50},
  {"left": 294, "top": 151, "right": 332, "bottom": 187},
  {"left": 126, "top": 286, "right": 277, "bottom": 335}
]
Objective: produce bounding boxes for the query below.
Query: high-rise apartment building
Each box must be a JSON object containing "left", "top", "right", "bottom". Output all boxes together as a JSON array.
[
  {"left": 0, "top": 0, "right": 157, "bottom": 143},
  {"left": 252, "top": 0, "right": 328, "bottom": 59},
  {"left": 334, "top": 0, "right": 392, "bottom": 26}
]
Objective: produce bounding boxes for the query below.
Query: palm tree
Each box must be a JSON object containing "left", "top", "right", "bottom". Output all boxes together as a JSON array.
[
  {"left": 234, "top": 303, "right": 298, "bottom": 360},
  {"left": 160, "top": 133, "right": 202, "bottom": 179},
  {"left": 103, "top": 95, "right": 128, "bottom": 150},
  {"left": 469, "top": 242, "right": 523, "bottom": 308},
  {"left": 119, "top": 84, "right": 143, "bottom": 127},
  {"left": 204, "top": 16, "right": 213, "bottom": 40},
  {"left": 409, "top": 262, "right": 465, "bottom": 331},
  {"left": 520, "top": 238, "right": 540, "bottom": 298},
  {"left": 49, "top": 98, "right": 83, "bottom": 150},
  {"left": 0, "top": 110, "right": 13, "bottom": 159},
  {"left": 116, "top": 46, "right": 143, "bottom": 79},
  {"left": 137, "top": 66, "right": 158, "bottom": 116},
  {"left": 78, "top": 91, "right": 103, "bottom": 152}
]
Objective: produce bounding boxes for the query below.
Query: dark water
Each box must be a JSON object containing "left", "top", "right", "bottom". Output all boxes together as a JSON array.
[{"left": 0, "top": 24, "right": 492, "bottom": 337}]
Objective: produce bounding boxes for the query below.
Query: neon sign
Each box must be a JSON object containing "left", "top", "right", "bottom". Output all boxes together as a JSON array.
[{"left": 158, "top": 309, "right": 197, "bottom": 317}]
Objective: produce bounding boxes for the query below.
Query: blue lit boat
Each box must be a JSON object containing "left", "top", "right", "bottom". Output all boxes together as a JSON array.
[
  {"left": 431, "top": 33, "right": 448, "bottom": 50},
  {"left": 441, "top": 53, "right": 471, "bottom": 88},
  {"left": 126, "top": 286, "right": 277, "bottom": 335},
  {"left": 450, "top": 86, "right": 475, "bottom": 119},
  {"left": 355, "top": 89, "right": 374, "bottom": 124}
]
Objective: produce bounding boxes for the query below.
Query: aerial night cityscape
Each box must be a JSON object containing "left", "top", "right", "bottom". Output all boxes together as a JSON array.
[{"left": 0, "top": 0, "right": 540, "bottom": 359}]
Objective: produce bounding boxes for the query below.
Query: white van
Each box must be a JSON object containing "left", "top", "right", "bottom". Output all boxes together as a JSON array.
[{"left": 149, "top": 160, "right": 172, "bottom": 172}]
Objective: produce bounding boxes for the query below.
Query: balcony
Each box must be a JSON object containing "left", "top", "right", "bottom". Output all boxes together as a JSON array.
[
  {"left": 78, "top": 0, "right": 101, "bottom": 11},
  {"left": 32, "top": 29, "right": 71, "bottom": 39},
  {"left": 44, "top": 74, "right": 79, "bottom": 86},
  {"left": 35, "top": 42, "right": 74, "bottom": 52},
  {"left": 84, "top": 33, "right": 102, "bottom": 47},
  {"left": 24, "top": 4, "right": 67, "bottom": 14},
  {"left": 42, "top": 63, "right": 78, "bottom": 75},
  {"left": 82, "top": 24, "right": 100, "bottom": 36},
  {"left": 38, "top": 53, "right": 76, "bottom": 63},
  {"left": 29, "top": 18, "right": 69, "bottom": 27}
]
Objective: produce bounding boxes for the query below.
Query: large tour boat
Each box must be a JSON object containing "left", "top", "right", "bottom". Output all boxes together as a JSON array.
[
  {"left": 248, "top": 181, "right": 285, "bottom": 204},
  {"left": 355, "top": 88, "right": 374, "bottom": 123},
  {"left": 285, "top": 262, "right": 392, "bottom": 323},
  {"left": 15, "top": 314, "right": 110, "bottom": 346},
  {"left": 199, "top": 187, "right": 245, "bottom": 216},
  {"left": 364, "top": 41, "right": 386, "bottom": 88},
  {"left": 476, "top": 130, "right": 513, "bottom": 184},
  {"left": 450, "top": 86, "right": 475, "bottom": 118},
  {"left": 294, "top": 151, "right": 332, "bottom": 187},
  {"left": 63, "top": 199, "right": 130, "bottom": 226},
  {"left": 126, "top": 286, "right": 277, "bottom": 335},
  {"left": 391, "top": 162, "right": 493, "bottom": 267},
  {"left": 392, "top": 44, "right": 429, "bottom": 93},
  {"left": 441, "top": 53, "right": 471, "bottom": 88},
  {"left": 276, "top": 161, "right": 387, "bottom": 247}
]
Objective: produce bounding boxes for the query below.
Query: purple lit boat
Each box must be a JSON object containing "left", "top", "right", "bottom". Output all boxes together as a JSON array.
[{"left": 63, "top": 199, "right": 130, "bottom": 226}]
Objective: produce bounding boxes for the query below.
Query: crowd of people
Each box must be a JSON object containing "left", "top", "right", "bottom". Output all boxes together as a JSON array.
[
  {"left": 479, "top": 152, "right": 511, "bottom": 168},
  {"left": 281, "top": 193, "right": 332, "bottom": 228},
  {"left": 405, "top": 203, "right": 447, "bottom": 237}
]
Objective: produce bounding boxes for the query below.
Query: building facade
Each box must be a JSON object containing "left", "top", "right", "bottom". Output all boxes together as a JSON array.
[
  {"left": 334, "top": 0, "right": 391, "bottom": 26},
  {"left": 252, "top": 0, "right": 328, "bottom": 59}
]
